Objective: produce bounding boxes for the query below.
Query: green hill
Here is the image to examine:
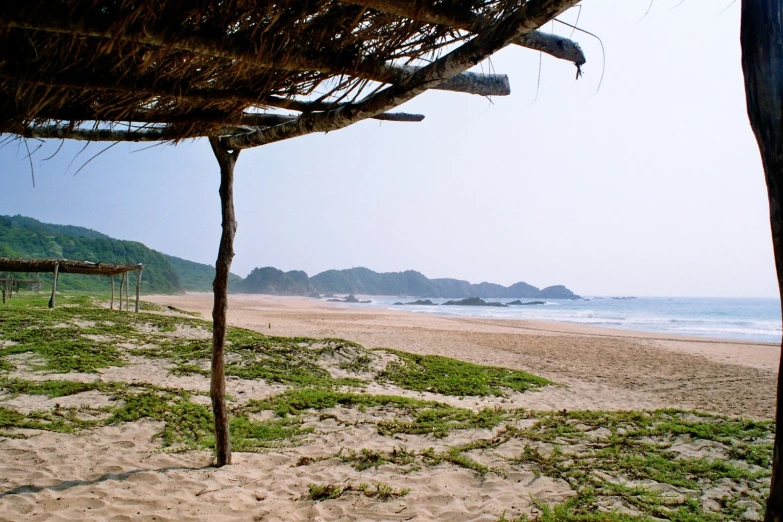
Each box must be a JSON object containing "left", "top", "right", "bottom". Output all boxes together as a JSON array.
[
  {"left": 0, "top": 215, "right": 239, "bottom": 294},
  {"left": 246, "top": 266, "right": 580, "bottom": 299},
  {"left": 163, "top": 253, "right": 243, "bottom": 292},
  {"left": 237, "top": 267, "right": 317, "bottom": 296}
]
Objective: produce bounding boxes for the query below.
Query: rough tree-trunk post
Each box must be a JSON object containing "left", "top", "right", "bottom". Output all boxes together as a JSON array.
[
  {"left": 740, "top": 1, "right": 783, "bottom": 520},
  {"left": 48, "top": 263, "right": 58, "bottom": 308},
  {"left": 208, "top": 135, "right": 240, "bottom": 467},
  {"left": 110, "top": 275, "right": 114, "bottom": 310},
  {"left": 126, "top": 273, "right": 130, "bottom": 311},
  {"left": 135, "top": 267, "right": 143, "bottom": 312},
  {"left": 119, "top": 273, "right": 125, "bottom": 311}
]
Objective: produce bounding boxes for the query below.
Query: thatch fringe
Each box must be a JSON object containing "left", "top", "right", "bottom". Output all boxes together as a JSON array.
[{"left": 341, "top": 0, "right": 586, "bottom": 66}]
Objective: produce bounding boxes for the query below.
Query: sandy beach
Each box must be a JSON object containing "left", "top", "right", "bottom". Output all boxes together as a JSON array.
[
  {"left": 149, "top": 293, "right": 779, "bottom": 419},
  {"left": 0, "top": 293, "right": 778, "bottom": 521}
]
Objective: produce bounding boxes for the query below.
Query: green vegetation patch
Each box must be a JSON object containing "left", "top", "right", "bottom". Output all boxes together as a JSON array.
[
  {"left": 248, "top": 388, "right": 515, "bottom": 437},
  {"left": 307, "top": 482, "right": 410, "bottom": 502},
  {"left": 377, "top": 349, "right": 551, "bottom": 396},
  {"left": 0, "top": 377, "right": 110, "bottom": 398},
  {"left": 0, "top": 378, "right": 310, "bottom": 451},
  {"left": 0, "top": 295, "right": 368, "bottom": 388},
  {"left": 486, "top": 409, "right": 774, "bottom": 521}
]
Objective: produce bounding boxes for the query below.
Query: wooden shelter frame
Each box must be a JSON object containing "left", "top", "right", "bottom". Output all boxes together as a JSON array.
[
  {"left": 0, "top": 276, "right": 41, "bottom": 303},
  {"left": 4, "top": 2, "right": 783, "bottom": 517},
  {"left": 0, "top": 0, "right": 585, "bottom": 469},
  {"left": 0, "top": 257, "right": 143, "bottom": 311}
]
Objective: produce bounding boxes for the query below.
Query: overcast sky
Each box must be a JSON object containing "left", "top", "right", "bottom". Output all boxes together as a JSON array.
[{"left": 0, "top": 0, "right": 775, "bottom": 298}]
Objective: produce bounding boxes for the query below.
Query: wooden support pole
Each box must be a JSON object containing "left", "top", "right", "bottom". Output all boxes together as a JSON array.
[
  {"left": 208, "top": 136, "right": 240, "bottom": 467},
  {"left": 740, "top": 1, "right": 783, "bottom": 519},
  {"left": 48, "top": 263, "right": 59, "bottom": 308},
  {"left": 135, "top": 267, "right": 143, "bottom": 312},
  {"left": 119, "top": 273, "right": 125, "bottom": 311},
  {"left": 126, "top": 273, "right": 130, "bottom": 311},
  {"left": 110, "top": 275, "right": 114, "bottom": 310}
]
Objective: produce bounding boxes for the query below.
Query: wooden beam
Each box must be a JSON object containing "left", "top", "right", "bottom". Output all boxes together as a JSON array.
[
  {"left": 110, "top": 275, "right": 114, "bottom": 310},
  {"left": 13, "top": 111, "right": 426, "bottom": 142},
  {"left": 740, "top": 1, "right": 783, "bottom": 519},
  {"left": 223, "top": 0, "right": 580, "bottom": 150},
  {"left": 16, "top": 106, "right": 425, "bottom": 128},
  {"left": 48, "top": 262, "right": 58, "bottom": 308},
  {"left": 208, "top": 136, "right": 239, "bottom": 467},
  {"left": 0, "top": 257, "right": 142, "bottom": 276},
  {"left": 341, "top": 0, "right": 586, "bottom": 67},
  {"left": 17, "top": 125, "right": 172, "bottom": 142},
  {"left": 1, "top": 16, "right": 509, "bottom": 97}
]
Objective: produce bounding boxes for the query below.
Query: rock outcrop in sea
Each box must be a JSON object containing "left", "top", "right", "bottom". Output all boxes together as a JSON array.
[{"left": 442, "top": 297, "right": 508, "bottom": 307}]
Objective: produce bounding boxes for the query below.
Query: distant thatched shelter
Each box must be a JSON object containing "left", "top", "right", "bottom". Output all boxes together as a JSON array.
[
  {"left": 0, "top": 0, "right": 589, "bottom": 467},
  {"left": 0, "top": 257, "right": 142, "bottom": 309}
]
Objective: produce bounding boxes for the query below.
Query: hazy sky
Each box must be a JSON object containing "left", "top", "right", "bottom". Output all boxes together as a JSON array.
[{"left": 0, "top": 0, "right": 775, "bottom": 298}]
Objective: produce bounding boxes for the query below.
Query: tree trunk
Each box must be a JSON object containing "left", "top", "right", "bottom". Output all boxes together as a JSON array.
[
  {"left": 740, "top": 1, "right": 783, "bottom": 520},
  {"left": 208, "top": 136, "right": 240, "bottom": 467},
  {"left": 48, "top": 263, "right": 59, "bottom": 308}
]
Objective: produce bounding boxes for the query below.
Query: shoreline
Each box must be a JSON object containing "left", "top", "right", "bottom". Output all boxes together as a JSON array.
[
  {"left": 146, "top": 293, "right": 779, "bottom": 419},
  {"left": 171, "top": 292, "right": 782, "bottom": 346}
]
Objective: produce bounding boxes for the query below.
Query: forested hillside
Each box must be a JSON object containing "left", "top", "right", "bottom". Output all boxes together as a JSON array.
[
  {"left": 1, "top": 216, "right": 579, "bottom": 299},
  {"left": 163, "top": 254, "right": 243, "bottom": 292},
  {"left": 246, "top": 266, "right": 580, "bottom": 299},
  {"left": 0, "top": 216, "right": 235, "bottom": 293}
]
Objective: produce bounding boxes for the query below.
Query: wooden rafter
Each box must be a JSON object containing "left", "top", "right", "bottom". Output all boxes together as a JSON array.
[
  {"left": 223, "top": 0, "right": 580, "bottom": 150},
  {"left": 13, "top": 110, "right": 425, "bottom": 142}
]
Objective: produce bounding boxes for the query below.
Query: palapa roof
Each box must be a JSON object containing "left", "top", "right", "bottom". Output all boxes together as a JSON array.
[
  {"left": 0, "top": 0, "right": 583, "bottom": 149},
  {"left": 0, "top": 257, "right": 142, "bottom": 276}
]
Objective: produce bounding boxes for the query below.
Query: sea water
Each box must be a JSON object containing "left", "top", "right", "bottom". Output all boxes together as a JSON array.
[{"left": 333, "top": 296, "right": 782, "bottom": 344}]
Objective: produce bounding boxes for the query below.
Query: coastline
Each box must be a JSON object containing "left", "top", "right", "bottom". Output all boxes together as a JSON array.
[{"left": 146, "top": 293, "right": 779, "bottom": 419}]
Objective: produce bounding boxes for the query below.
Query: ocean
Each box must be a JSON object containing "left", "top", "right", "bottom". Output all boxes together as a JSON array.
[{"left": 334, "top": 296, "right": 782, "bottom": 344}]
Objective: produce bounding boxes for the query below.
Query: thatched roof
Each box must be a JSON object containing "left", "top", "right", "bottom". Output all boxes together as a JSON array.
[
  {"left": 0, "top": 0, "right": 583, "bottom": 148},
  {"left": 0, "top": 257, "right": 142, "bottom": 276}
]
